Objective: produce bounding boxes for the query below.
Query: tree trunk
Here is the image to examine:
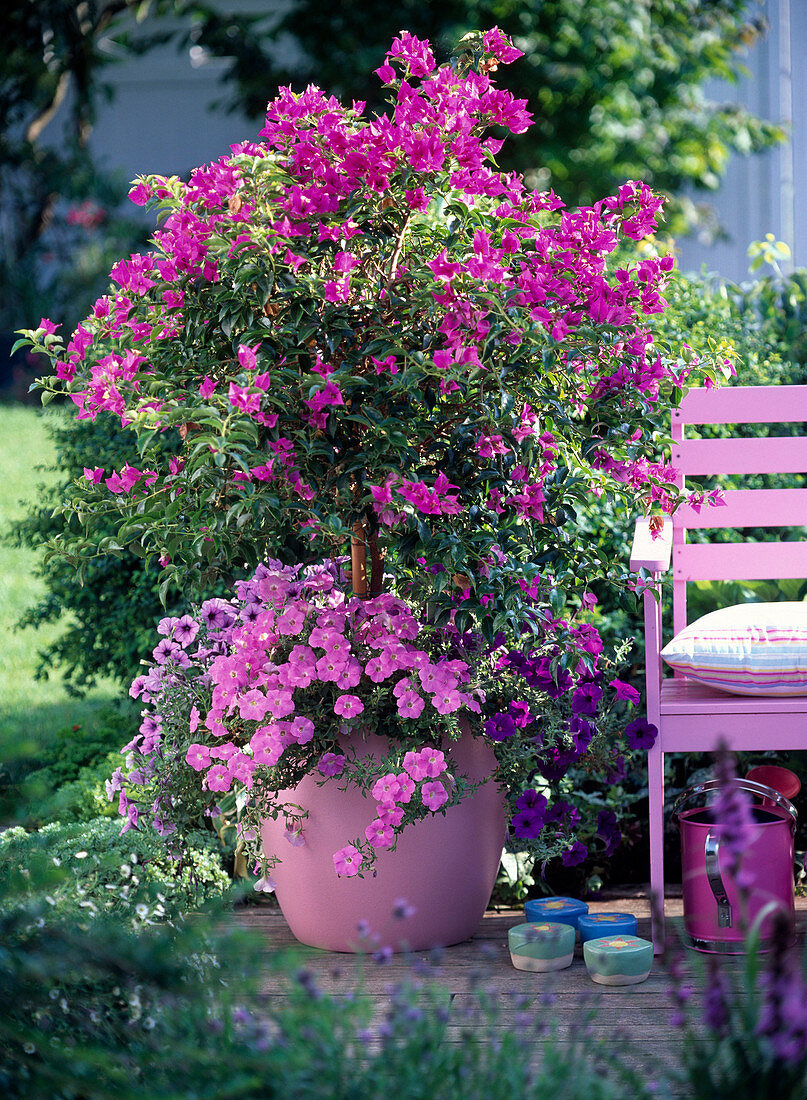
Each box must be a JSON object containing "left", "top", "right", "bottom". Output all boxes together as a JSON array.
[{"left": 351, "top": 519, "right": 368, "bottom": 597}]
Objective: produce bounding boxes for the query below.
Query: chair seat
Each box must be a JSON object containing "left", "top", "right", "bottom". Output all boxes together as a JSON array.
[
  {"left": 657, "top": 676, "right": 807, "bottom": 752},
  {"left": 660, "top": 676, "right": 807, "bottom": 715}
]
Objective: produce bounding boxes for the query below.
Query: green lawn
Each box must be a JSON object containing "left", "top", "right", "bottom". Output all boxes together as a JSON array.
[{"left": 0, "top": 404, "right": 117, "bottom": 757}]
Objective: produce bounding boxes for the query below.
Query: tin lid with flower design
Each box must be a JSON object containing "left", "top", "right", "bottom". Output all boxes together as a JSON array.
[
  {"left": 524, "top": 896, "right": 589, "bottom": 928},
  {"left": 578, "top": 912, "right": 637, "bottom": 943}
]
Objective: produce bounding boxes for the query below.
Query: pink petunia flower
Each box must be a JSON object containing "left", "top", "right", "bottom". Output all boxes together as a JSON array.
[
  {"left": 419, "top": 747, "right": 447, "bottom": 778},
  {"left": 372, "top": 773, "right": 402, "bottom": 803},
  {"left": 397, "top": 691, "right": 425, "bottom": 719},
  {"left": 365, "top": 818, "right": 394, "bottom": 849},
  {"left": 237, "top": 688, "right": 271, "bottom": 721},
  {"left": 205, "top": 764, "right": 233, "bottom": 792},
  {"left": 264, "top": 689, "right": 295, "bottom": 718},
  {"left": 318, "top": 752, "right": 346, "bottom": 777},
  {"left": 431, "top": 688, "right": 462, "bottom": 715},
  {"left": 421, "top": 780, "right": 448, "bottom": 812},
  {"left": 403, "top": 749, "right": 427, "bottom": 782},
  {"left": 395, "top": 772, "right": 416, "bottom": 804},
  {"left": 333, "top": 844, "right": 364, "bottom": 877},
  {"left": 185, "top": 743, "right": 210, "bottom": 771},
  {"left": 336, "top": 658, "right": 362, "bottom": 689},
  {"left": 334, "top": 694, "right": 364, "bottom": 718},
  {"left": 376, "top": 802, "right": 404, "bottom": 827}
]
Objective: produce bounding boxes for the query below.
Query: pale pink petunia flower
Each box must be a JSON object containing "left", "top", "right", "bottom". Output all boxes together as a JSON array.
[{"left": 253, "top": 874, "right": 277, "bottom": 894}]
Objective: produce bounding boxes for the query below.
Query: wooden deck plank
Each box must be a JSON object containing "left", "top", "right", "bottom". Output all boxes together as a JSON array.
[{"left": 229, "top": 892, "right": 807, "bottom": 1094}]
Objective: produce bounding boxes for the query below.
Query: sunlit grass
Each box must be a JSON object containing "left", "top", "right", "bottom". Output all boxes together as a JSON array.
[{"left": 0, "top": 404, "right": 118, "bottom": 755}]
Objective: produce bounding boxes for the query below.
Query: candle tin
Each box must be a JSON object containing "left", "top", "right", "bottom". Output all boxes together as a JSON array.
[
  {"left": 577, "top": 912, "right": 638, "bottom": 944},
  {"left": 508, "top": 921, "right": 576, "bottom": 972},
  {"left": 583, "top": 934, "right": 653, "bottom": 986},
  {"left": 524, "top": 896, "right": 589, "bottom": 930}
]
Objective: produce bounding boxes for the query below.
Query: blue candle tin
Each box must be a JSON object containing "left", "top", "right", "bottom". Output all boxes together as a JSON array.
[
  {"left": 577, "top": 911, "right": 637, "bottom": 944},
  {"left": 524, "top": 896, "right": 589, "bottom": 929}
]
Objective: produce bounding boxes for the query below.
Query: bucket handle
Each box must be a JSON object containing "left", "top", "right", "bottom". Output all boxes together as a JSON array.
[
  {"left": 704, "top": 832, "right": 732, "bottom": 928},
  {"left": 672, "top": 777, "right": 797, "bottom": 833}
]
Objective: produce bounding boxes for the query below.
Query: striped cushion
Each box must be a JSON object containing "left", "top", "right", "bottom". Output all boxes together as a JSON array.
[{"left": 661, "top": 602, "right": 807, "bottom": 696}]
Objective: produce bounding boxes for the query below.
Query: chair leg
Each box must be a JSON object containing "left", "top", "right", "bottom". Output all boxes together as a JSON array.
[{"left": 648, "top": 743, "right": 665, "bottom": 954}]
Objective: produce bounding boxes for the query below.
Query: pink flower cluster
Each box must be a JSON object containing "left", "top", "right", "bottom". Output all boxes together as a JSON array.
[
  {"left": 332, "top": 748, "right": 449, "bottom": 877},
  {"left": 124, "top": 559, "right": 483, "bottom": 872}
]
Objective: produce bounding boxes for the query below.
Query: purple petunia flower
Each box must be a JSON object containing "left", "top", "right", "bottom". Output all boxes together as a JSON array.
[
  {"left": 571, "top": 682, "right": 602, "bottom": 717},
  {"left": 173, "top": 614, "right": 200, "bottom": 647},
  {"left": 625, "top": 717, "right": 658, "bottom": 751},
  {"left": 512, "top": 808, "right": 546, "bottom": 839},
  {"left": 560, "top": 840, "right": 587, "bottom": 866},
  {"left": 515, "top": 788, "right": 547, "bottom": 814},
  {"left": 596, "top": 809, "right": 621, "bottom": 856},
  {"left": 484, "top": 712, "right": 516, "bottom": 741}
]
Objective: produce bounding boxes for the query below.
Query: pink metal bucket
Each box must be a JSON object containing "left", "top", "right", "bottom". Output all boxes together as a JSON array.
[{"left": 673, "top": 778, "right": 797, "bottom": 954}]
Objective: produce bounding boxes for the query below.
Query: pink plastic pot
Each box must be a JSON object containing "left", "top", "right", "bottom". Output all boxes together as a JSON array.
[
  {"left": 260, "top": 728, "right": 507, "bottom": 952},
  {"left": 674, "top": 778, "right": 797, "bottom": 954}
]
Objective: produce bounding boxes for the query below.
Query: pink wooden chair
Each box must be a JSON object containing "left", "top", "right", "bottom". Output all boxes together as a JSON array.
[{"left": 630, "top": 384, "right": 807, "bottom": 951}]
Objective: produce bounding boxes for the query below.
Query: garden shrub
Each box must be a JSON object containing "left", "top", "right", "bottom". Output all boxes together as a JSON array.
[
  {"left": 0, "top": 817, "right": 231, "bottom": 922},
  {"left": 10, "top": 412, "right": 189, "bottom": 694},
  {"left": 18, "top": 704, "right": 136, "bottom": 790},
  {"left": 27, "top": 751, "right": 123, "bottom": 825}
]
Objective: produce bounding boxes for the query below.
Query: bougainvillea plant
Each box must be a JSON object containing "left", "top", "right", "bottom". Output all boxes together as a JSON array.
[
  {"left": 18, "top": 27, "right": 728, "bottom": 879},
  {"left": 18, "top": 27, "right": 724, "bottom": 635},
  {"left": 112, "top": 558, "right": 656, "bottom": 881}
]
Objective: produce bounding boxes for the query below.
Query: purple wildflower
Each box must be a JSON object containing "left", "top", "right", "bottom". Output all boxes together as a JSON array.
[
  {"left": 702, "top": 958, "right": 731, "bottom": 1036},
  {"left": 756, "top": 912, "right": 807, "bottom": 1062},
  {"left": 711, "top": 747, "right": 759, "bottom": 887}
]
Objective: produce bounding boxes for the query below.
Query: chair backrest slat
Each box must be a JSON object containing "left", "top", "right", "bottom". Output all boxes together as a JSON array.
[
  {"left": 675, "top": 488, "right": 807, "bottom": 529},
  {"left": 674, "top": 436, "right": 807, "bottom": 476},
  {"left": 674, "top": 540, "right": 807, "bottom": 582},
  {"left": 669, "top": 385, "right": 807, "bottom": 638},
  {"left": 673, "top": 384, "right": 807, "bottom": 425}
]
